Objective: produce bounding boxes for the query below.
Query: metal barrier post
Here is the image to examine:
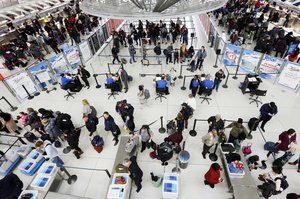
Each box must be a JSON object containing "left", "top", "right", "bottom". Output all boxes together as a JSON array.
[
  {"left": 93, "top": 74, "right": 101, "bottom": 88},
  {"left": 178, "top": 65, "right": 184, "bottom": 79},
  {"left": 159, "top": 116, "right": 166, "bottom": 133},
  {"left": 181, "top": 76, "right": 187, "bottom": 90},
  {"left": 0, "top": 96, "right": 18, "bottom": 112},
  {"left": 222, "top": 73, "right": 230, "bottom": 88},
  {"left": 189, "top": 119, "right": 197, "bottom": 136}
]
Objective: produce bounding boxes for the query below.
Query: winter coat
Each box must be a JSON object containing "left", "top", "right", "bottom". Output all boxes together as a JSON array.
[
  {"left": 0, "top": 113, "right": 18, "bottom": 133},
  {"left": 66, "top": 129, "right": 80, "bottom": 149},
  {"left": 85, "top": 116, "right": 98, "bottom": 133},
  {"left": 56, "top": 113, "right": 75, "bottom": 133},
  {"left": 168, "top": 131, "right": 183, "bottom": 144},
  {"left": 277, "top": 131, "right": 297, "bottom": 151},
  {"left": 26, "top": 111, "right": 42, "bottom": 129},
  {"left": 104, "top": 115, "right": 117, "bottom": 132},
  {"left": 128, "top": 45, "right": 136, "bottom": 56},
  {"left": 207, "top": 116, "right": 224, "bottom": 132},
  {"left": 0, "top": 173, "right": 23, "bottom": 199},
  {"left": 260, "top": 103, "right": 277, "bottom": 120},
  {"left": 129, "top": 156, "right": 143, "bottom": 181},
  {"left": 44, "top": 118, "right": 62, "bottom": 139},
  {"left": 204, "top": 165, "right": 221, "bottom": 185},
  {"left": 275, "top": 38, "right": 287, "bottom": 53}
]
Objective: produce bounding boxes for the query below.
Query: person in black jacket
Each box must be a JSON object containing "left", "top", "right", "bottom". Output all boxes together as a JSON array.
[
  {"left": 103, "top": 112, "right": 121, "bottom": 146},
  {"left": 65, "top": 129, "right": 83, "bottom": 159},
  {"left": 83, "top": 114, "right": 98, "bottom": 137},
  {"left": 213, "top": 69, "right": 226, "bottom": 92},
  {"left": 38, "top": 108, "right": 55, "bottom": 119},
  {"left": 0, "top": 173, "right": 23, "bottom": 199},
  {"left": 55, "top": 111, "right": 75, "bottom": 133},
  {"left": 175, "top": 112, "right": 184, "bottom": 133},
  {"left": 115, "top": 100, "right": 134, "bottom": 122},
  {"left": 112, "top": 45, "right": 120, "bottom": 64},
  {"left": 207, "top": 114, "right": 224, "bottom": 133},
  {"left": 180, "top": 103, "right": 193, "bottom": 129},
  {"left": 123, "top": 156, "right": 143, "bottom": 192},
  {"left": 189, "top": 75, "right": 200, "bottom": 97},
  {"left": 77, "top": 65, "right": 90, "bottom": 89}
]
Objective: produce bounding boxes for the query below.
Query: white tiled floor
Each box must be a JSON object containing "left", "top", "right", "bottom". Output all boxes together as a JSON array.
[{"left": 1, "top": 16, "right": 300, "bottom": 199}]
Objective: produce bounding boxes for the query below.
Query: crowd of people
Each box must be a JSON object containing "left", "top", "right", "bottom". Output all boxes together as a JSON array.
[
  {"left": 0, "top": 1, "right": 300, "bottom": 199},
  {"left": 0, "top": 2, "right": 100, "bottom": 70},
  {"left": 213, "top": 0, "right": 300, "bottom": 62}
]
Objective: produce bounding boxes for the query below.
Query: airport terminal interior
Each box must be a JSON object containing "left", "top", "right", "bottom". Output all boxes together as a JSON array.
[{"left": 0, "top": 0, "right": 300, "bottom": 199}]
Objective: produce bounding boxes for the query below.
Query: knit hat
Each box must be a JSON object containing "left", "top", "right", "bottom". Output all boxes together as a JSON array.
[{"left": 237, "top": 118, "right": 243, "bottom": 124}]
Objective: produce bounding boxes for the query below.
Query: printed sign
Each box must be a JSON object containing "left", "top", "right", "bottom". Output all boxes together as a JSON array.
[
  {"left": 240, "top": 49, "right": 262, "bottom": 73},
  {"left": 259, "top": 54, "right": 283, "bottom": 79},
  {"left": 223, "top": 44, "right": 242, "bottom": 66},
  {"left": 278, "top": 62, "right": 300, "bottom": 90}
]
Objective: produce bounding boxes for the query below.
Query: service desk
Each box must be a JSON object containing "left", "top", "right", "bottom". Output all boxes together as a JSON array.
[
  {"left": 220, "top": 150, "right": 260, "bottom": 199},
  {"left": 241, "top": 75, "right": 261, "bottom": 94},
  {"left": 106, "top": 136, "right": 134, "bottom": 199}
]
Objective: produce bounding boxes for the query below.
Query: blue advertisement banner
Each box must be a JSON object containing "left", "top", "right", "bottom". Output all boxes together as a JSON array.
[
  {"left": 27, "top": 61, "right": 55, "bottom": 89},
  {"left": 259, "top": 54, "right": 283, "bottom": 79},
  {"left": 48, "top": 54, "right": 69, "bottom": 76},
  {"left": 223, "top": 44, "right": 242, "bottom": 66}
]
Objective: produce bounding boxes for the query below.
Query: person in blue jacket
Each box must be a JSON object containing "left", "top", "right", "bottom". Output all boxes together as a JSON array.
[
  {"left": 156, "top": 75, "right": 169, "bottom": 95},
  {"left": 199, "top": 75, "right": 214, "bottom": 96},
  {"left": 103, "top": 112, "right": 121, "bottom": 146},
  {"left": 189, "top": 75, "right": 200, "bottom": 97},
  {"left": 258, "top": 102, "right": 278, "bottom": 132}
]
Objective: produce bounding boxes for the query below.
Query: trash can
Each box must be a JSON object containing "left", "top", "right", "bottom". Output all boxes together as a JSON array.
[{"left": 178, "top": 150, "right": 190, "bottom": 169}]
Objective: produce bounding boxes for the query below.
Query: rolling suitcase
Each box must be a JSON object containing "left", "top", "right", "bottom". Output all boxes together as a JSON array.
[{"left": 24, "top": 132, "right": 38, "bottom": 143}]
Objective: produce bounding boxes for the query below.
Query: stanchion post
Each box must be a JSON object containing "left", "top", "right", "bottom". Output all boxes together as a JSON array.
[
  {"left": 178, "top": 65, "right": 184, "bottom": 79},
  {"left": 22, "top": 85, "right": 34, "bottom": 100},
  {"left": 18, "top": 137, "right": 26, "bottom": 145},
  {"left": 181, "top": 76, "right": 187, "bottom": 90},
  {"left": 0, "top": 96, "right": 18, "bottom": 112},
  {"left": 61, "top": 166, "right": 78, "bottom": 185},
  {"left": 222, "top": 73, "right": 230, "bottom": 88},
  {"left": 213, "top": 53, "right": 219, "bottom": 68},
  {"left": 159, "top": 116, "right": 166, "bottom": 134},
  {"left": 232, "top": 65, "right": 239, "bottom": 79},
  {"left": 93, "top": 74, "right": 101, "bottom": 89},
  {"left": 189, "top": 119, "right": 197, "bottom": 136}
]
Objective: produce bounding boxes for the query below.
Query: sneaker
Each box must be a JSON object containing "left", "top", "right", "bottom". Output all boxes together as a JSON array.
[
  {"left": 261, "top": 127, "right": 265, "bottom": 132},
  {"left": 288, "top": 162, "right": 297, "bottom": 165},
  {"left": 297, "top": 169, "right": 300, "bottom": 173}
]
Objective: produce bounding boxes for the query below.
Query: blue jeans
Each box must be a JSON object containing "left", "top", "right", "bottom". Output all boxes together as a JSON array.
[
  {"left": 52, "top": 156, "right": 64, "bottom": 169},
  {"left": 213, "top": 80, "right": 222, "bottom": 91},
  {"left": 156, "top": 55, "right": 160, "bottom": 64},
  {"left": 130, "top": 55, "right": 135, "bottom": 63}
]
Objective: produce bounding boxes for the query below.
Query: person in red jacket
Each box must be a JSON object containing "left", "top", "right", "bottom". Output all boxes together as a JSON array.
[
  {"left": 204, "top": 163, "right": 223, "bottom": 188},
  {"left": 267, "top": 128, "right": 297, "bottom": 157}
]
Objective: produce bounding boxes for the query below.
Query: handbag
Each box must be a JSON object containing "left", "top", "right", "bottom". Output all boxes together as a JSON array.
[{"left": 242, "top": 143, "right": 252, "bottom": 155}]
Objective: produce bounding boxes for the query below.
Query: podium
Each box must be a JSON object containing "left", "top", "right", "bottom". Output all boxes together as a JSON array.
[{"left": 241, "top": 75, "right": 261, "bottom": 94}]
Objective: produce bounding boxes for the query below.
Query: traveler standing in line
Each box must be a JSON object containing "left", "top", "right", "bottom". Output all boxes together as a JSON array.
[
  {"left": 207, "top": 114, "right": 224, "bottom": 133},
  {"left": 185, "top": 94, "right": 196, "bottom": 111},
  {"left": 0, "top": 173, "right": 24, "bottom": 199},
  {"left": 165, "top": 43, "right": 173, "bottom": 64},
  {"left": 137, "top": 85, "right": 146, "bottom": 104},
  {"left": 120, "top": 67, "right": 129, "bottom": 93},
  {"left": 258, "top": 102, "right": 278, "bottom": 132},
  {"left": 202, "top": 129, "right": 218, "bottom": 159},
  {"left": 195, "top": 46, "right": 207, "bottom": 70},
  {"left": 138, "top": 125, "right": 155, "bottom": 153},
  {"left": 112, "top": 45, "right": 120, "bottom": 64},
  {"left": 77, "top": 65, "right": 91, "bottom": 89},
  {"left": 225, "top": 118, "right": 248, "bottom": 143},
  {"left": 0, "top": 112, "right": 21, "bottom": 134},
  {"left": 128, "top": 43, "right": 136, "bottom": 64},
  {"left": 103, "top": 112, "right": 121, "bottom": 146},
  {"left": 154, "top": 42, "right": 161, "bottom": 64},
  {"left": 213, "top": 69, "right": 226, "bottom": 92},
  {"left": 83, "top": 114, "right": 98, "bottom": 137},
  {"left": 82, "top": 99, "right": 92, "bottom": 117}
]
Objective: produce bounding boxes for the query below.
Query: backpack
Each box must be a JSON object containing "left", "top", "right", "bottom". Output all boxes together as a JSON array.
[
  {"left": 90, "top": 106, "right": 97, "bottom": 118},
  {"left": 91, "top": 135, "right": 104, "bottom": 146},
  {"left": 226, "top": 152, "right": 241, "bottom": 163},
  {"left": 275, "top": 176, "right": 289, "bottom": 191},
  {"left": 86, "top": 70, "right": 91, "bottom": 78},
  {"left": 163, "top": 49, "right": 168, "bottom": 55},
  {"left": 166, "top": 120, "right": 176, "bottom": 130},
  {"left": 144, "top": 89, "right": 150, "bottom": 99}
]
